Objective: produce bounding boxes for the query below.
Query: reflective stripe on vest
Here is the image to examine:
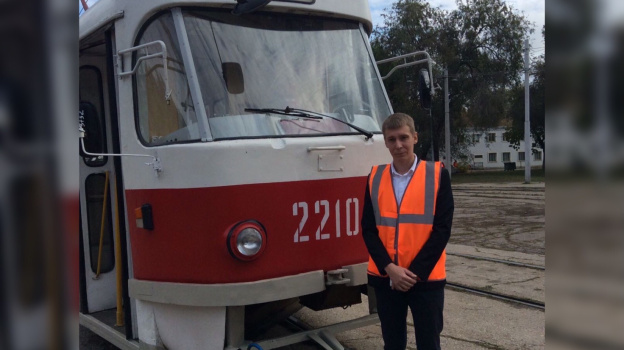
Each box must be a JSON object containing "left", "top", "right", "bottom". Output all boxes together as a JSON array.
[{"left": 367, "top": 161, "right": 446, "bottom": 281}]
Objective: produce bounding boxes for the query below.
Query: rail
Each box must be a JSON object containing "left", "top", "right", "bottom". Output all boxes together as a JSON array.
[
  {"left": 446, "top": 283, "right": 545, "bottom": 310},
  {"left": 79, "top": 129, "right": 162, "bottom": 175},
  {"left": 447, "top": 253, "right": 545, "bottom": 271}
]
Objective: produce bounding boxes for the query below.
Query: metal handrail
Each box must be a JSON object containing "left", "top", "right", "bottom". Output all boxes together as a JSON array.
[
  {"left": 307, "top": 146, "right": 346, "bottom": 152},
  {"left": 79, "top": 126, "right": 162, "bottom": 174},
  {"left": 116, "top": 40, "right": 171, "bottom": 102}
]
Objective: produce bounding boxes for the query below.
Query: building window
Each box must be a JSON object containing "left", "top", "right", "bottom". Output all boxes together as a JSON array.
[
  {"left": 474, "top": 154, "right": 483, "bottom": 159},
  {"left": 502, "top": 152, "right": 511, "bottom": 162},
  {"left": 534, "top": 151, "right": 542, "bottom": 161},
  {"left": 472, "top": 134, "right": 480, "bottom": 143},
  {"left": 488, "top": 153, "right": 497, "bottom": 162},
  {"left": 487, "top": 133, "right": 496, "bottom": 142},
  {"left": 502, "top": 133, "right": 509, "bottom": 142},
  {"left": 518, "top": 152, "right": 525, "bottom": 161}
]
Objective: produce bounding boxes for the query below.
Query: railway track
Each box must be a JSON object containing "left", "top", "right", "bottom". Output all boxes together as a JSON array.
[
  {"left": 452, "top": 186, "right": 545, "bottom": 201},
  {"left": 446, "top": 251, "right": 545, "bottom": 311},
  {"left": 447, "top": 252, "right": 545, "bottom": 270},
  {"left": 268, "top": 249, "right": 546, "bottom": 349},
  {"left": 446, "top": 282, "right": 545, "bottom": 310},
  {"left": 453, "top": 192, "right": 544, "bottom": 201}
]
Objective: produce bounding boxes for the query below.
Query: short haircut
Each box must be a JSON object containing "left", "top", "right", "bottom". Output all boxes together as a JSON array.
[{"left": 382, "top": 113, "right": 416, "bottom": 135}]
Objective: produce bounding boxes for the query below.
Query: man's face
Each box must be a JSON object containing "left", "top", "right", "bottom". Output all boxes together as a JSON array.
[{"left": 383, "top": 125, "right": 418, "bottom": 163}]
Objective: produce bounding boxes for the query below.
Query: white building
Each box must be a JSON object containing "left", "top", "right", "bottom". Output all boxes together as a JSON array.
[{"left": 464, "top": 127, "right": 543, "bottom": 169}]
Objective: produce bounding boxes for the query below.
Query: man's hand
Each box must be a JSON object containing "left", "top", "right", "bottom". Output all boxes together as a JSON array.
[{"left": 385, "top": 263, "right": 417, "bottom": 292}]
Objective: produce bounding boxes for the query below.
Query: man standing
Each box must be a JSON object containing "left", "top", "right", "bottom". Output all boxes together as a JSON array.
[{"left": 362, "top": 113, "right": 454, "bottom": 350}]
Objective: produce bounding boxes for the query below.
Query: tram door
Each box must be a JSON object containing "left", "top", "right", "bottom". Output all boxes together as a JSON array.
[{"left": 79, "top": 41, "right": 121, "bottom": 314}]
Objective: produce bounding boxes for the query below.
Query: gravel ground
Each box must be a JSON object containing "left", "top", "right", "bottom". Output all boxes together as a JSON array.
[{"left": 449, "top": 183, "right": 545, "bottom": 255}]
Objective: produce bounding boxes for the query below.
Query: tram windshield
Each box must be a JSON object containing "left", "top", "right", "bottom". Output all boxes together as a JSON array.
[{"left": 135, "top": 9, "right": 391, "bottom": 144}]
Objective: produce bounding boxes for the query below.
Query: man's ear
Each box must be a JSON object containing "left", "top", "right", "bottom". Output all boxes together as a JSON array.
[{"left": 414, "top": 132, "right": 418, "bottom": 144}]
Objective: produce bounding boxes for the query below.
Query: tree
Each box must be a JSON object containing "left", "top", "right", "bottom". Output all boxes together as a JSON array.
[
  {"left": 371, "top": 0, "right": 444, "bottom": 160},
  {"left": 372, "top": 0, "right": 532, "bottom": 161}
]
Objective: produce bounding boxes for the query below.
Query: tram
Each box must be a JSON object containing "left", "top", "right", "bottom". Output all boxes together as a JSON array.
[{"left": 78, "top": 0, "right": 432, "bottom": 349}]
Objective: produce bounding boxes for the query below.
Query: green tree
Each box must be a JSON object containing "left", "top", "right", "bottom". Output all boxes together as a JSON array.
[{"left": 372, "top": 0, "right": 532, "bottom": 161}]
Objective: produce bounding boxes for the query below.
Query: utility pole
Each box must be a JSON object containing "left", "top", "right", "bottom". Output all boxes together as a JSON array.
[
  {"left": 524, "top": 39, "right": 531, "bottom": 183},
  {"left": 444, "top": 68, "right": 451, "bottom": 178},
  {"left": 429, "top": 109, "right": 435, "bottom": 161}
]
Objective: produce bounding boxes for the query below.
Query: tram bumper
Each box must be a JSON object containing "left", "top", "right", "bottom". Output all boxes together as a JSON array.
[
  {"left": 129, "top": 263, "right": 374, "bottom": 350},
  {"left": 128, "top": 262, "right": 368, "bottom": 307}
]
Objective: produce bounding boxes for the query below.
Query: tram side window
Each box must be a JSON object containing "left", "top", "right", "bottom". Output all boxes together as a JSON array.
[
  {"left": 135, "top": 12, "right": 200, "bottom": 146},
  {"left": 85, "top": 174, "right": 115, "bottom": 274},
  {"left": 79, "top": 66, "right": 107, "bottom": 166}
]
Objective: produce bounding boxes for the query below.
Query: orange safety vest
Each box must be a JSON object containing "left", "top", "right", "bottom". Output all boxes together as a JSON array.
[{"left": 367, "top": 161, "right": 446, "bottom": 281}]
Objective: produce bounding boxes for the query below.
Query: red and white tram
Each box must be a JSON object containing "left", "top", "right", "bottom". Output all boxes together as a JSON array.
[{"left": 78, "top": 1, "right": 431, "bottom": 349}]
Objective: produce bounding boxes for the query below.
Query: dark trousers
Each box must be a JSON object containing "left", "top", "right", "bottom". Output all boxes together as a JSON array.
[{"left": 374, "top": 285, "right": 444, "bottom": 350}]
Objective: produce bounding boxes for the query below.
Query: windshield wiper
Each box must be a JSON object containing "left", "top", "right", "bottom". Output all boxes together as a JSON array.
[
  {"left": 244, "top": 106, "right": 374, "bottom": 140},
  {"left": 286, "top": 107, "right": 374, "bottom": 140},
  {"left": 244, "top": 107, "right": 322, "bottom": 120}
]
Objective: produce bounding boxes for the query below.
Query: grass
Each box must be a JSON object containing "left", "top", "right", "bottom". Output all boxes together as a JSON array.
[{"left": 450, "top": 168, "right": 544, "bottom": 184}]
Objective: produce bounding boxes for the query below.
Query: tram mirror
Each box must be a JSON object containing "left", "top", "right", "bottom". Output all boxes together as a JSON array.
[
  {"left": 222, "top": 62, "right": 244, "bottom": 94},
  {"left": 418, "top": 68, "right": 431, "bottom": 109}
]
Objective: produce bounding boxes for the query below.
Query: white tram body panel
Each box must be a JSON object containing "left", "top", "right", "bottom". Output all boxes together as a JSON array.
[{"left": 78, "top": 1, "right": 396, "bottom": 349}]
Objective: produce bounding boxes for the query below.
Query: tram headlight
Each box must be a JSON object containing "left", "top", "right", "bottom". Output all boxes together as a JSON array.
[
  {"left": 227, "top": 221, "right": 266, "bottom": 261},
  {"left": 237, "top": 228, "right": 262, "bottom": 255}
]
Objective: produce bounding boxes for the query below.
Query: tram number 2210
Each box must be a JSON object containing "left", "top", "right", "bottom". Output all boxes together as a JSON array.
[{"left": 292, "top": 198, "right": 359, "bottom": 243}]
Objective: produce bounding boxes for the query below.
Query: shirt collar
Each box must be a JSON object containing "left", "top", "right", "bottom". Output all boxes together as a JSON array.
[{"left": 391, "top": 155, "right": 418, "bottom": 177}]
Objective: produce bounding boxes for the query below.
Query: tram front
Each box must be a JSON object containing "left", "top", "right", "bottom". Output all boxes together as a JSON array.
[{"left": 117, "top": 2, "right": 394, "bottom": 349}]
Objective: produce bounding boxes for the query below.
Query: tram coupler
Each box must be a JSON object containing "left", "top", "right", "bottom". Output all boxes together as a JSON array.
[{"left": 326, "top": 269, "right": 350, "bottom": 285}]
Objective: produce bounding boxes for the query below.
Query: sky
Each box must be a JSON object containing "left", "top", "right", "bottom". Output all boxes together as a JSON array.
[{"left": 368, "top": 0, "right": 545, "bottom": 58}]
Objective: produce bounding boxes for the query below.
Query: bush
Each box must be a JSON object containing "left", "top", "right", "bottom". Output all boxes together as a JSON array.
[{"left": 456, "top": 162, "right": 471, "bottom": 173}]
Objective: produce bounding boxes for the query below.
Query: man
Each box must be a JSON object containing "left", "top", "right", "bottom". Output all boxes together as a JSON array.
[{"left": 362, "top": 113, "right": 454, "bottom": 350}]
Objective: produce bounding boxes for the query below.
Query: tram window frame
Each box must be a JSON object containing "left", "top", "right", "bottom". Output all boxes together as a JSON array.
[
  {"left": 85, "top": 173, "right": 116, "bottom": 274},
  {"left": 132, "top": 9, "right": 390, "bottom": 144},
  {"left": 132, "top": 11, "right": 202, "bottom": 147},
  {"left": 79, "top": 66, "right": 108, "bottom": 166}
]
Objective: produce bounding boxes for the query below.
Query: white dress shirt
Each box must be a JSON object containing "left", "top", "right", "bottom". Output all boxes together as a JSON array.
[{"left": 391, "top": 155, "right": 418, "bottom": 204}]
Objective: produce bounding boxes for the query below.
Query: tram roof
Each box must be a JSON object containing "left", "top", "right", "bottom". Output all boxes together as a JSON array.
[{"left": 79, "top": 0, "right": 373, "bottom": 41}]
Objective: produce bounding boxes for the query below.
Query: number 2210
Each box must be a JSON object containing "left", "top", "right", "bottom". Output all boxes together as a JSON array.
[{"left": 292, "top": 198, "right": 359, "bottom": 243}]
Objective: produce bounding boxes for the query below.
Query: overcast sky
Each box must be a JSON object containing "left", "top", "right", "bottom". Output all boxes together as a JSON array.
[{"left": 369, "top": 0, "right": 545, "bottom": 58}]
